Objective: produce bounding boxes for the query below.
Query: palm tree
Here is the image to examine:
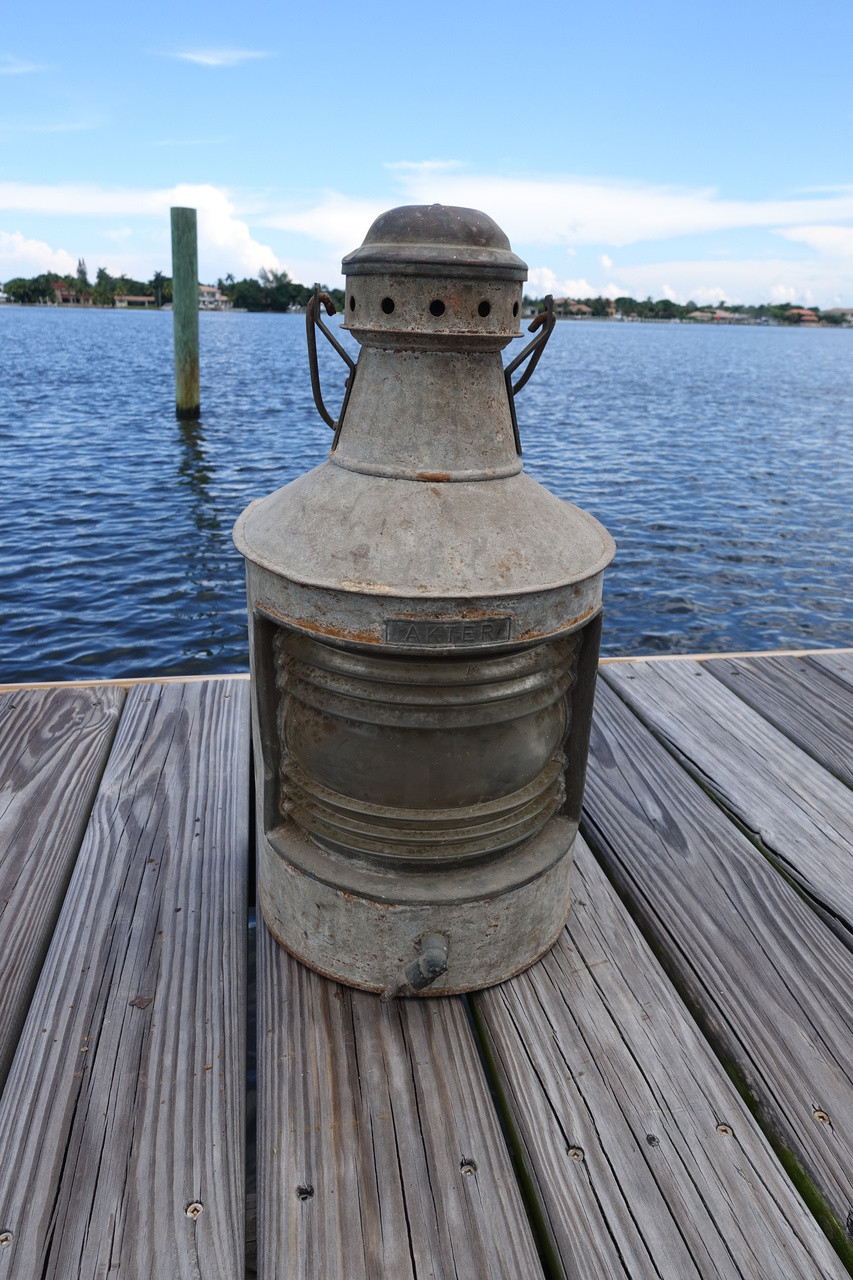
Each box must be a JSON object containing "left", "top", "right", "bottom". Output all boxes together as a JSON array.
[{"left": 151, "top": 270, "right": 165, "bottom": 308}]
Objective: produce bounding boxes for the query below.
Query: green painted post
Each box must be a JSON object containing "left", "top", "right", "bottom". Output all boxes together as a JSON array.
[{"left": 170, "top": 206, "right": 200, "bottom": 419}]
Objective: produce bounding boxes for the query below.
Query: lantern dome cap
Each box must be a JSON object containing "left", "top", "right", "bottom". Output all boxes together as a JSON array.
[{"left": 342, "top": 204, "right": 528, "bottom": 281}]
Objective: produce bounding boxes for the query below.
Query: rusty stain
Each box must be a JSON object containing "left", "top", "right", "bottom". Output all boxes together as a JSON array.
[
  {"left": 519, "top": 603, "right": 597, "bottom": 642},
  {"left": 416, "top": 471, "right": 451, "bottom": 482},
  {"left": 258, "top": 603, "right": 382, "bottom": 646}
]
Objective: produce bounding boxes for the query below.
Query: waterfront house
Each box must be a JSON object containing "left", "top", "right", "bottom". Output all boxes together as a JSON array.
[
  {"left": 114, "top": 294, "right": 157, "bottom": 309},
  {"left": 786, "top": 307, "right": 819, "bottom": 324},
  {"left": 553, "top": 298, "right": 593, "bottom": 318},
  {"left": 52, "top": 281, "right": 92, "bottom": 306},
  {"left": 199, "top": 284, "right": 232, "bottom": 311},
  {"left": 686, "top": 309, "right": 750, "bottom": 323}
]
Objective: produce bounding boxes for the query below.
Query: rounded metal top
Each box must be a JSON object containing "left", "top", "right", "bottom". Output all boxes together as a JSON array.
[{"left": 342, "top": 204, "right": 528, "bottom": 281}]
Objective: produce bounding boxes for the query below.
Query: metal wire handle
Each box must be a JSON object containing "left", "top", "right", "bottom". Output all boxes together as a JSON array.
[
  {"left": 306, "top": 285, "right": 357, "bottom": 444},
  {"left": 503, "top": 295, "right": 556, "bottom": 455}
]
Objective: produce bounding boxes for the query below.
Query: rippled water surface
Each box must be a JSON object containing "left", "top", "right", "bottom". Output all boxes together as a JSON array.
[{"left": 1, "top": 307, "right": 851, "bottom": 682}]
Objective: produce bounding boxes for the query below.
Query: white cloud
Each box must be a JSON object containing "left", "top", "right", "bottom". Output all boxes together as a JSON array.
[
  {"left": 0, "top": 55, "right": 45, "bottom": 75},
  {"left": 527, "top": 267, "right": 596, "bottom": 297},
  {"left": 769, "top": 283, "right": 799, "bottom": 303},
  {"left": 266, "top": 166, "right": 853, "bottom": 255},
  {"left": 4, "top": 166, "right": 853, "bottom": 304},
  {"left": 262, "top": 193, "right": 388, "bottom": 279},
  {"left": 256, "top": 166, "right": 853, "bottom": 303},
  {"left": 168, "top": 49, "right": 271, "bottom": 68},
  {"left": 778, "top": 224, "right": 853, "bottom": 257},
  {"left": 611, "top": 257, "right": 852, "bottom": 307},
  {"left": 391, "top": 166, "right": 853, "bottom": 248},
  {"left": 0, "top": 230, "right": 75, "bottom": 277},
  {"left": 0, "top": 182, "right": 280, "bottom": 277},
  {"left": 264, "top": 192, "right": 387, "bottom": 248}
]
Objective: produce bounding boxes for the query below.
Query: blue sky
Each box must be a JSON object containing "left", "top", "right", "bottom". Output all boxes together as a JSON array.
[{"left": 2, "top": 0, "right": 852, "bottom": 305}]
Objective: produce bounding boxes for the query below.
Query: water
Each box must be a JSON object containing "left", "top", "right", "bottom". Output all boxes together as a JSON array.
[{"left": 1, "top": 307, "right": 851, "bottom": 683}]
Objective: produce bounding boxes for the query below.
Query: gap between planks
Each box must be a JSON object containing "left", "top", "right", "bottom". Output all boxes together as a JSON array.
[
  {"left": 472, "top": 838, "right": 849, "bottom": 1280},
  {"left": 600, "top": 657, "right": 853, "bottom": 937},
  {"left": 582, "top": 679, "right": 853, "bottom": 1263},
  {"left": 255, "top": 916, "right": 546, "bottom": 1280},
  {"left": 0, "top": 679, "right": 251, "bottom": 1279}
]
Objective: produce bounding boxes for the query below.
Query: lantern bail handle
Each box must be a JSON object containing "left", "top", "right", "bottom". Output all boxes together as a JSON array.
[
  {"left": 306, "top": 285, "right": 357, "bottom": 441},
  {"left": 503, "top": 295, "right": 556, "bottom": 455}
]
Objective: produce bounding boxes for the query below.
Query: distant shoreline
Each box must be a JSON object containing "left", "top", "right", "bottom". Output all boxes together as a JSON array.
[{"left": 2, "top": 302, "right": 851, "bottom": 329}]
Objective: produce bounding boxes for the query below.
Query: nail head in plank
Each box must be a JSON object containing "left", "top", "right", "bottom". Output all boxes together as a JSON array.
[
  {"left": 0, "top": 684, "right": 125, "bottom": 1093},
  {"left": 0, "top": 679, "right": 250, "bottom": 1278},
  {"left": 256, "top": 917, "right": 545, "bottom": 1280},
  {"left": 474, "top": 840, "right": 849, "bottom": 1280}
]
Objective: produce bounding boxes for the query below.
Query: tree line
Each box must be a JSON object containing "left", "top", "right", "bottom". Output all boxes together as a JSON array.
[
  {"left": 522, "top": 294, "right": 849, "bottom": 324},
  {"left": 3, "top": 259, "right": 345, "bottom": 312},
  {"left": 3, "top": 261, "right": 844, "bottom": 323}
]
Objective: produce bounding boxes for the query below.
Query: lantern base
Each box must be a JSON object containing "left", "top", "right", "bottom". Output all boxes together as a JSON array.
[{"left": 257, "top": 815, "right": 576, "bottom": 996}]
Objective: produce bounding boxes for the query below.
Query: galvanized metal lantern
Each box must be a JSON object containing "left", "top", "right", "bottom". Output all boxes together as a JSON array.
[{"left": 234, "top": 204, "right": 615, "bottom": 995}]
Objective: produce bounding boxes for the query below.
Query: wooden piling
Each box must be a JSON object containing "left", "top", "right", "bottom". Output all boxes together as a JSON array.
[{"left": 170, "top": 207, "right": 200, "bottom": 419}]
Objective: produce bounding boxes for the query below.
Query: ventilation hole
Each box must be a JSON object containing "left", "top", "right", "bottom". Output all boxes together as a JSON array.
[
  {"left": 429, "top": 299, "right": 445, "bottom": 317},
  {"left": 296, "top": 1184, "right": 314, "bottom": 1201},
  {"left": 381, "top": 297, "right": 395, "bottom": 314},
  {"left": 348, "top": 296, "right": 355, "bottom": 312},
  {"left": 478, "top": 300, "right": 491, "bottom": 317},
  {"left": 513, "top": 301, "right": 519, "bottom": 317}
]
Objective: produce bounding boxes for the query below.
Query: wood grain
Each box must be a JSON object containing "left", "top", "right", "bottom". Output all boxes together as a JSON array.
[
  {"left": 583, "top": 679, "right": 853, "bottom": 1246},
  {"left": 0, "top": 684, "right": 125, "bottom": 1093},
  {"left": 0, "top": 679, "right": 250, "bottom": 1279},
  {"left": 808, "top": 649, "right": 853, "bottom": 692},
  {"left": 703, "top": 653, "right": 853, "bottom": 786},
  {"left": 473, "top": 839, "right": 850, "bottom": 1280},
  {"left": 602, "top": 658, "right": 853, "bottom": 931},
  {"left": 256, "top": 916, "right": 545, "bottom": 1280}
]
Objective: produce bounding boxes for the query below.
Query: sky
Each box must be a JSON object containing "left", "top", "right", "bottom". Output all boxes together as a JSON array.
[{"left": 2, "top": 0, "right": 852, "bottom": 306}]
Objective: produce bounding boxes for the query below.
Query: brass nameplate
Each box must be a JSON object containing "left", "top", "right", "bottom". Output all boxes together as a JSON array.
[{"left": 386, "top": 618, "right": 512, "bottom": 646}]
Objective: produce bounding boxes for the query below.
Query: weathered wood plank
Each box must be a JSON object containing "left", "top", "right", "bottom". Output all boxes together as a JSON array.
[
  {"left": 257, "top": 916, "right": 545, "bottom": 1280},
  {"left": 0, "top": 684, "right": 125, "bottom": 1093},
  {"left": 808, "top": 649, "right": 853, "bottom": 692},
  {"left": 0, "top": 679, "right": 250, "bottom": 1279},
  {"left": 702, "top": 653, "right": 853, "bottom": 786},
  {"left": 583, "top": 679, "right": 853, "bottom": 1256},
  {"left": 602, "top": 658, "right": 853, "bottom": 932},
  {"left": 473, "top": 839, "right": 849, "bottom": 1279}
]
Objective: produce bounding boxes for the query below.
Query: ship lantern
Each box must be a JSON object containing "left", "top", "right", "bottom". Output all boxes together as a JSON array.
[{"left": 233, "top": 203, "right": 615, "bottom": 995}]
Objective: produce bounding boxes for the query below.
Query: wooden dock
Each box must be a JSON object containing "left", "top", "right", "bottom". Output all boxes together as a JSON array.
[{"left": 0, "top": 649, "right": 851, "bottom": 1278}]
